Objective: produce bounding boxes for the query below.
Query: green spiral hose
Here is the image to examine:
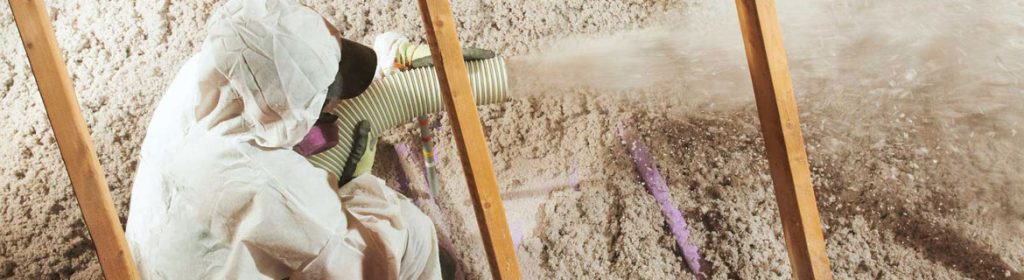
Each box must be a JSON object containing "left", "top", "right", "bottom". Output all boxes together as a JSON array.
[{"left": 307, "top": 57, "right": 509, "bottom": 176}]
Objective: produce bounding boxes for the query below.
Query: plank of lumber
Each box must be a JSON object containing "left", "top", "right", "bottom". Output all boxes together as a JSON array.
[
  {"left": 8, "top": 1, "right": 139, "bottom": 279},
  {"left": 734, "top": 0, "right": 834, "bottom": 279},
  {"left": 414, "top": 0, "right": 522, "bottom": 279}
]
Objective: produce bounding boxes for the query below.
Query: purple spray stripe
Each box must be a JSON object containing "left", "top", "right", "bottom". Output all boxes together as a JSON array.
[
  {"left": 394, "top": 143, "right": 466, "bottom": 280},
  {"left": 432, "top": 143, "right": 441, "bottom": 166},
  {"left": 432, "top": 120, "right": 444, "bottom": 165},
  {"left": 394, "top": 144, "right": 414, "bottom": 195},
  {"left": 510, "top": 222, "right": 524, "bottom": 249},
  {"left": 568, "top": 165, "right": 580, "bottom": 191},
  {"left": 429, "top": 132, "right": 442, "bottom": 166},
  {"left": 395, "top": 143, "right": 432, "bottom": 200},
  {"left": 618, "top": 124, "right": 703, "bottom": 278}
]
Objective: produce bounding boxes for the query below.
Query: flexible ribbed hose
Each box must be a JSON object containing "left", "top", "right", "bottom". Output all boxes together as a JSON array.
[{"left": 307, "top": 57, "right": 509, "bottom": 175}]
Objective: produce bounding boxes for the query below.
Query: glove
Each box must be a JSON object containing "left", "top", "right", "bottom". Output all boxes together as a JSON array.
[
  {"left": 339, "top": 120, "right": 375, "bottom": 186},
  {"left": 375, "top": 32, "right": 496, "bottom": 74}
]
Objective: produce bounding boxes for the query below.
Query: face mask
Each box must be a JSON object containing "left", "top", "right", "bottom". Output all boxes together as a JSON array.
[{"left": 294, "top": 113, "right": 340, "bottom": 156}]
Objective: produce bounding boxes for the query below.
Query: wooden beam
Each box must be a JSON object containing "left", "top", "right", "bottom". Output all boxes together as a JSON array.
[
  {"left": 414, "top": 0, "right": 522, "bottom": 279},
  {"left": 734, "top": 0, "right": 833, "bottom": 279},
  {"left": 8, "top": 1, "right": 139, "bottom": 279}
]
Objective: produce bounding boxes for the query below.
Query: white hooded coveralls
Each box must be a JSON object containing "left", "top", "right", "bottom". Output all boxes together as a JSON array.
[{"left": 124, "top": 0, "right": 441, "bottom": 278}]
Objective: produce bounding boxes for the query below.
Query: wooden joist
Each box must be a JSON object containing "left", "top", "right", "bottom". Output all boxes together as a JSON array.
[
  {"left": 8, "top": 0, "right": 139, "bottom": 279},
  {"left": 734, "top": 0, "right": 834, "bottom": 279},
  {"left": 414, "top": 0, "right": 523, "bottom": 279}
]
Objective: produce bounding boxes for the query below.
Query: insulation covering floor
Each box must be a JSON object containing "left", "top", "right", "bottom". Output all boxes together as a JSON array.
[{"left": 1, "top": 0, "right": 1022, "bottom": 279}]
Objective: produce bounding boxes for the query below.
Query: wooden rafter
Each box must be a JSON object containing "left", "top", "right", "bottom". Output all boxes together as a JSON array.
[
  {"left": 735, "top": 0, "right": 834, "bottom": 279},
  {"left": 415, "top": 0, "right": 523, "bottom": 279},
  {"left": 8, "top": 0, "right": 139, "bottom": 279}
]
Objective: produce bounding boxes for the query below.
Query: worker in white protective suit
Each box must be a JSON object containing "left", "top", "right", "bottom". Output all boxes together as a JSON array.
[{"left": 124, "top": 0, "right": 441, "bottom": 278}]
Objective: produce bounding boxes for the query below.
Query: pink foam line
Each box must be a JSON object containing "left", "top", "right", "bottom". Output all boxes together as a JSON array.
[
  {"left": 568, "top": 165, "right": 580, "bottom": 191},
  {"left": 619, "top": 124, "right": 703, "bottom": 278},
  {"left": 395, "top": 143, "right": 414, "bottom": 195}
]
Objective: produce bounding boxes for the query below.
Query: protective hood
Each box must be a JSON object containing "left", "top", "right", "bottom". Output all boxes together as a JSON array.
[
  {"left": 195, "top": 0, "right": 340, "bottom": 148},
  {"left": 126, "top": 1, "right": 442, "bottom": 278}
]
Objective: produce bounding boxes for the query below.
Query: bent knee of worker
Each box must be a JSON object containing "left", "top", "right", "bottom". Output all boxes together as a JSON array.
[
  {"left": 397, "top": 198, "right": 440, "bottom": 277},
  {"left": 399, "top": 199, "right": 436, "bottom": 238},
  {"left": 398, "top": 198, "right": 439, "bottom": 259},
  {"left": 340, "top": 175, "right": 437, "bottom": 237}
]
